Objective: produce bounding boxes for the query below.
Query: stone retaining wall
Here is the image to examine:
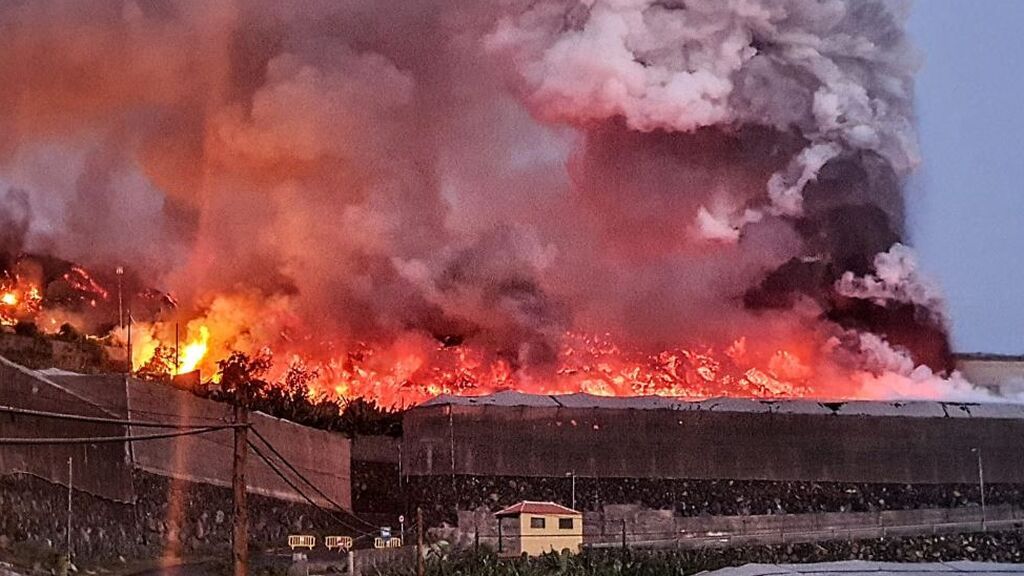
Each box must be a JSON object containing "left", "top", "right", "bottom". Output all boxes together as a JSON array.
[
  {"left": 402, "top": 474, "right": 1021, "bottom": 526},
  {"left": 0, "top": 471, "right": 359, "bottom": 563},
  {"left": 579, "top": 530, "right": 1024, "bottom": 567}
]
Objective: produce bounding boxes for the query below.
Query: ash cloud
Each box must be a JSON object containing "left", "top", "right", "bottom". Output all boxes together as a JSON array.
[
  {"left": 0, "top": 188, "right": 31, "bottom": 259},
  {"left": 0, "top": 0, "right": 957, "bottom": 389}
]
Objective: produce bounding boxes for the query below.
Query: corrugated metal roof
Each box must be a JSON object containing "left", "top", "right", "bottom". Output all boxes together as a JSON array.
[{"left": 420, "top": 392, "right": 1024, "bottom": 419}]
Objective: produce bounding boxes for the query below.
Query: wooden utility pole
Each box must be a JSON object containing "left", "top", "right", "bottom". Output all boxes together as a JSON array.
[
  {"left": 416, "top": 507, "right": 424, "bottom": 576},
  {"left": 233, "top": 404, "right": 249, "bottom": 576},
  {"left": 126, "top": 306, "right": 133, "bottom": 374},
  {"left": 66, "top": 457, "right": 73, "bottom": 561},
  {"left": 174, "top": 323, "right": 179, "bottom": 376}
]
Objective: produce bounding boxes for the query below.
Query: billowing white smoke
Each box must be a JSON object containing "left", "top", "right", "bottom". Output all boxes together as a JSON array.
[
  {"left": 835, "top": 243, "right": 946, "bottom": 322},
  {"left": 850, "top": 332, "right": 1018, "bottom": 403},
  {"left": 487, "top": 0, "right": 920, "bottom": 221}
]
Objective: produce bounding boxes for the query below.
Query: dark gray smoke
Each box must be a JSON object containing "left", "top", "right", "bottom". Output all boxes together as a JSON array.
[{"left": 0, "top": 188, "right": 31, "bottom": 259}]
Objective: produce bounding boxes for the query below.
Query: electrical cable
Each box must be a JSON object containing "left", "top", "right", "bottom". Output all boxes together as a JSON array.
[
  {"left": 0, "top": 404, "right": 243, "bottom": 429},
  {"left": 0, "top": 425, "right": 242, "bottom": 445},
  {"left": 250, "top": 426, "right": 380, "bottom": 530},
  {"left": 246, "top": 437, "right": 376, "bottom": 537}
]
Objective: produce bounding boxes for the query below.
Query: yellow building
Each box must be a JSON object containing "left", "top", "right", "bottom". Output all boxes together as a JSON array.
[{"left": 494, "top": 501, "right": 583, "bottom": 556}]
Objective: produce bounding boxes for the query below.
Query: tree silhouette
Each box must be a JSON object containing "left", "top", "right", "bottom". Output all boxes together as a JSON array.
[
  {"left": 216, "top": 350, "right": 272, "bottom": 408},
  {"left": 206, "top": 349, "right": 402, "bottom": 436},
  {"left": 137, "top": 345, "right": 174, "bottom": 380}
]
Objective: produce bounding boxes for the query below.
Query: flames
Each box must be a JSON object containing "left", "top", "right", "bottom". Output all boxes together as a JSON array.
[
  {"left": 123, "top": 312, "right": 823, "bottom": 407},
  {"left": 0, "top": 274, "right": 42, "bottom": 326},
  {"left": 0, "top": 263, "right": 979, "bottom": 407},
  {"left": 177, "top": 325, "right": 210, "bottom": 374}
]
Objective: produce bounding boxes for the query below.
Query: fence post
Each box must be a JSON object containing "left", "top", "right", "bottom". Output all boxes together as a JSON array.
[
  {"left": 621, "top": 519, "right": 626, "bottom": 549},
  {"left": 348, "top": 550, "right": 355, "bottom": 576},
  {"left": 417, "top": 507, "right": 424, "bottom": 576}
]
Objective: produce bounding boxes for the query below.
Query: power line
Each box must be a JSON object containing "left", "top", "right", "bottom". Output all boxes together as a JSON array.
[
  {"left": 5, "top": 395, "right": 358, "bottom": 478},
  {"left": 0, "top": 425, "right": 241, "bottom": 445},
  {"left": 250, "top": 427, "right": 379, "bottom": 530},
  {"left": 0, "top": 404, "right": 244, "bottom": 429},
  {"left": 246, "top": 438, "right": 375, "bottom": 537}
]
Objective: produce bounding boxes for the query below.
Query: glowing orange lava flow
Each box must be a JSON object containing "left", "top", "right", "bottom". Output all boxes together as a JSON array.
[
  {"left": 316, "top": 333, "right": 819, "bottom": 406},
  {"left": 123, "top": 318, "right": 823, "bottom": 406},
  {"left": 133, "top": 322, "right": 832, "bottom": 407},
  {"left": 4, "top": 278, "right": 929, "bottom": 406},
  {"left": 0, "top": 276, "right": 42, "bottom": 326}
]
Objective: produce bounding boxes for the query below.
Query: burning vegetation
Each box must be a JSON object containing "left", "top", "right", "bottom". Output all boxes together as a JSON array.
[{"left": 0, "top": 1, "right": 998, "bottom": 407}]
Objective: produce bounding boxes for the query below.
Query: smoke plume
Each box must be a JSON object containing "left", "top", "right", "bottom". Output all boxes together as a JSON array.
[{"left": 0, "top": 0, "right": 977, "bottom": 400}]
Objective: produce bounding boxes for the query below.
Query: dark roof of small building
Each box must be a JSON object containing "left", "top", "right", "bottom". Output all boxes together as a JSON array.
[{"left": 495, "top": 501, "right": 581, "bottom": 517}]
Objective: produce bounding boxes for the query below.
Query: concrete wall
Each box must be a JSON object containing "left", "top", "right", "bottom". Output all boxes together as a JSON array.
[
  {"left": 352, "top": 435, "right": 401, "bottom": 464},
  {"left": 51, "top": 374, "right": 352, "bottom": 510},
  {"left": 402, "top": 403, "right": 1024, "bottom": 484},
  {"left": 0, "top": 358, "right": 133, "bottom": 502}
]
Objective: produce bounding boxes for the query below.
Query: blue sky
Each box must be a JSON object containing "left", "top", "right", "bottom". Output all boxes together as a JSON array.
[{"left": 908, "top": 1, "right": 1024, "bottom": 355}]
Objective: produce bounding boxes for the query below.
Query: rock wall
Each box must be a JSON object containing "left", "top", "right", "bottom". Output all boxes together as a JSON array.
[
  {"left": 0, "top": 334, "right": 116, "bottom": 374},
  {"left": 351, "top": 436, "right": 403, "bottom": 516},
  {"left": 578, "top": 532, "right": 1024, "bottom": 568},
  {"left": 0, "top": 471, "right": 358, "bottom": 563},
  {"left": 401, "top": 474, "right": 1024, "bottom": 526},
  {"left": 393, "top": 533, "right": 1024, "bottom": 574},
  {"left": 450, "top": 503, "right": 1021, "bottom": 551},
  {"left": 353, "top": 460, "right": 403, "bottom": 515}
]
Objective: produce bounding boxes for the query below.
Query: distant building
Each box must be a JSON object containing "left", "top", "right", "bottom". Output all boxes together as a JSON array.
[
  {"left": 404, "top": 392, "right": 1024, "bottom": 486},
  {"left": 955, "top": 353, "right": 1024, "bottom": 396},
  {"left": 495, "top": 501, "right": 582, "bottom": 556}
]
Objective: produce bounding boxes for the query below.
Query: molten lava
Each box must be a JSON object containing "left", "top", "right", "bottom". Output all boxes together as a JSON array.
[
  {"left": 0, "top": 275, "right": 42, "bottom": 326},
  {"left": 0, "top": 259, "right": 975, "bottom": 407},
  {"left": 121, "top": 318, "right": 826, "bottom": 407}
]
